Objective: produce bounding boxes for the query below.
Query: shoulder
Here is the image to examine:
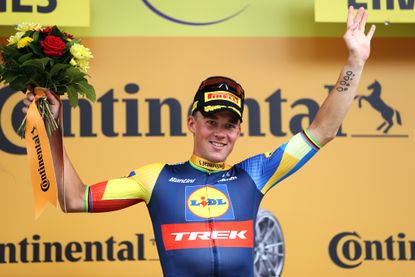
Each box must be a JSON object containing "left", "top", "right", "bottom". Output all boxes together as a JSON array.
[{"left": 127, "top": 162, "right": 166, "bottom": 180}]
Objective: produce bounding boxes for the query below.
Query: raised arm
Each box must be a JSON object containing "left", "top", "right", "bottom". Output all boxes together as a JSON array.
[
  {"left": 24, "top": 91, "right": 158, "bottom": 213},
  {"left": 308, "top": 6, "right": 376, "bottom": 146},
  {"left": 23, "top": 90, "right": 86, "bottom": 212}
]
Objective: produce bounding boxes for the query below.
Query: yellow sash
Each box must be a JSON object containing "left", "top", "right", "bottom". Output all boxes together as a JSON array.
[{"left": 24, "top": 87, "right": 63, "bottom": 219}]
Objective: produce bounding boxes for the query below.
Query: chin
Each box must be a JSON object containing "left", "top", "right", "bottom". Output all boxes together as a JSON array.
[{"left": 206, "top": 152, "right": 228, "bottom": 163}]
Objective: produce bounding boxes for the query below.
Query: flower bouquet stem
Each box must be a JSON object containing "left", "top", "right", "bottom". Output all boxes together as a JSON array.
[{"left": 17, "top": 87, "right": 59, "bottom": 138}]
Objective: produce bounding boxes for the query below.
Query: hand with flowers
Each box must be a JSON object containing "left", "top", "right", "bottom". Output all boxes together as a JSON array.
[{"left": 0, "top": 22, "right": 95, "bottom": 107}]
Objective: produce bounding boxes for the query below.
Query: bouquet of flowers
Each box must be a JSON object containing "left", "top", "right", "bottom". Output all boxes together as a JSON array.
[{"left": 0, "top": 22, "right": 95, "bottom": 136}]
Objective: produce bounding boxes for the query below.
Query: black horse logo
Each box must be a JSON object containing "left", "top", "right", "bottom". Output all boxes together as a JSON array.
[{"left": 354, "top": 81, "right": 402, "bottom": 134}]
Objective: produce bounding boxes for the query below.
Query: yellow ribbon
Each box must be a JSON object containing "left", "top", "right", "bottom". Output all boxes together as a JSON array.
[{"left": 25, "top": 87, "right": 63, "bottom": 219}]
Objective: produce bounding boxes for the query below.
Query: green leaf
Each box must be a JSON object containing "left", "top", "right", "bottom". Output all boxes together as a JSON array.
[
  {"left": 33, "top": 31, "right": 39, "bottom": 42},
  {"left": 64, "top": 66, "right": 85, "bottom": 81},
  {"left": 54, "top": 85, "right": 67, "bottom": 95},
  {"left": 21, "top": 57, "right": 50, "bottom": 70},
  {"left": 50, "top": 63, "right": 70, "bottom": 78},
  {"left": 20, "top": 59, "right": 44, "bottom": 70},
  {"left": 75, "top": 79, "right": 96, "bottom": 102},
  {"left": 67, "top": 85, "right": 79, "bottom": 107},
  {"left": 3, "top": 72, "right": 23, "bottom": 83},
  {"left": 17, "top": 52, "right": 33, "bottom": 64},
  {"left": 1, "top": 45, "right": 20, "bottom": 56},
  {"left": 28, "top": 43, "right": 44, "bottom": 57},
  {"left": 9, "top": 76, "right": 28, "bottom": 92}
]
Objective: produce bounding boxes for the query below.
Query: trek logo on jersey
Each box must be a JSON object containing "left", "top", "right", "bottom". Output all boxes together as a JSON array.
[
  {"left": 205, "top": 91, "right": 241, "bottom": 107},
  {"left": 185, "top": 185, "right": 235, "bottom": 221},
  {"left": 161, "top": 220, "right": 253, "bottom": 251}
]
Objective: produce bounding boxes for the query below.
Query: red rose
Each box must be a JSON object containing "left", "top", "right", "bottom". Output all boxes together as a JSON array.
[
  {"left": 41, "top": 26, "right": 52, "bottom": 33},
  {"left": 40, "top": 35, "right": 66, "bottom": 57}
]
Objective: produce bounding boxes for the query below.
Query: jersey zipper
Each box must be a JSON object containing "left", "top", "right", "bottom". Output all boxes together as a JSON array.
[{"left": 206, "top": 171, "right": 220, "bottom": 277}]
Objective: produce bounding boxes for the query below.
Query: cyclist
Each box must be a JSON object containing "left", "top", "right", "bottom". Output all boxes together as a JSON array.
[{"left": 23, "top": 6, "right": 375, "bottom": 277}]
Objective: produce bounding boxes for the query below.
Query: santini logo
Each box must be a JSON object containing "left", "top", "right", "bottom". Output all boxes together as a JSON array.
[
  {"left": 142, "top": 0, "right": 249, "bottom": 26},
  {"left": 168, "top": 177, "right": 196, "bottom": 184}
]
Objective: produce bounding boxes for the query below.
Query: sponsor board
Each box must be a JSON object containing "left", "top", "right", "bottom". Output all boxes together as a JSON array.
[
  {"left": 0, "top": 0, "right": 90, "bottom": 27},
  {"left": 329, "top": 232, "right": 415, "bottom": 268},
  {"left": 0, "top": 80, "right": 407, "bottom": 155},
  {"left": 315, "top": 0, "right": 415, "bottom": 23}
]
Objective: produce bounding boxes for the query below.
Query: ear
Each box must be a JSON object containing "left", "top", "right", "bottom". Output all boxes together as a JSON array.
[{"left": 187, "top": 115, "right": 196, "bottom": 134}]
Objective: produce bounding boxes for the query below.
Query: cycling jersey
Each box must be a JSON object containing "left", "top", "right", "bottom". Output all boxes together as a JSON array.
[{"left": 85, "top": 130, "right": 321, "bottom": 277}]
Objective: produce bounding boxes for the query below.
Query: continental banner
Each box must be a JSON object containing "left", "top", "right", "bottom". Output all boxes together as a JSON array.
[
  {"left": 0, "top": 36, "right": 414, "bottom": 276},
  {"left": 315, "top": 0, "right": 415, "bottom": 23},
  {"left": 0, "top": 0, "right": 90, "bottom": 27}
]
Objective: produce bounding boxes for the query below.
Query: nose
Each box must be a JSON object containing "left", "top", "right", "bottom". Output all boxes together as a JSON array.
[{"left": 213, "top": 129, "right": 226, "bottom": 140}]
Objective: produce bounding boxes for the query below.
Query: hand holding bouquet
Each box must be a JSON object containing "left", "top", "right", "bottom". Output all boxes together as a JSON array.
[{"left": 0, "top": 22, "right": 95, "bottom": 137}]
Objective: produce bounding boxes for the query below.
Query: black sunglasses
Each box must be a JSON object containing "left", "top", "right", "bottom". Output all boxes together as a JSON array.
[{"left": 198, "top": 76, "right": 245, "bottom": 98}]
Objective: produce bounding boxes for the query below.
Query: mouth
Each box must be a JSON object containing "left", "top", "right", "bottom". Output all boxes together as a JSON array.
[{"left": 210, "top": 141, "right": 227, "bottom": 148}]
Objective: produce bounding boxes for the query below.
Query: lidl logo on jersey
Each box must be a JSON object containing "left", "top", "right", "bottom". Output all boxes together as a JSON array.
[{"left": 185, "top": 185, "right": 235, "bottom": 221}]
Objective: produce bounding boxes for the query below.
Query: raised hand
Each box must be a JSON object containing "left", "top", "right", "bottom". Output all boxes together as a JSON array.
[
  {"left": 344, "top": 6, "right": 376, "bottom": 65},
  {"left": 22, "top": 88, "right": 61, "bottom": 121}
]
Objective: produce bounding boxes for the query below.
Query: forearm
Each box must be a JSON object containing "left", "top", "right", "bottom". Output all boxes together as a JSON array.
[
  {"left": 308, "top": 6, "right": 375, "bottom": 146},
  {"left": 49, "top": 129, "right": 86, "bottom": 213},
  {"left": 308, "top": 59, "right": 365, "bottom": 146}
]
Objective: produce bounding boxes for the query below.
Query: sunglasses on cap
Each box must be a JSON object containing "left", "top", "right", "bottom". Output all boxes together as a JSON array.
[{"left": 197, "top": 76, "right": 245, "bottom": 98}]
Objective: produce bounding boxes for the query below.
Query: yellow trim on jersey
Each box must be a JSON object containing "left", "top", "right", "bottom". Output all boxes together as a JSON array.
[
  {"left": 261, "top": 134, "right": 313, "bottom": 194},
  {"left": 102, "top": 163, "right": 165, "bottom": 204},
  {"left": 284, "top": 133, "right": 313, "bottom": 160},
  {"left": 190, "top": 155, "right": 232, "bottom": 172}
]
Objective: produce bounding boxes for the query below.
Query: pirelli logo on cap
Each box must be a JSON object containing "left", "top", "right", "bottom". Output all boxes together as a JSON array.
[
  {"left": 205, "top": 91, "right": 241, "bottom": 107},
  {"left": 161, "top": 220, "right": 253, "bottom": 251}
]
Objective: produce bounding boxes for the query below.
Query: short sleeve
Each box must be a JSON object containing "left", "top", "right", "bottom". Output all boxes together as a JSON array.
[{"left": 237, "top": 130, "right": 321, "bottom": 195}]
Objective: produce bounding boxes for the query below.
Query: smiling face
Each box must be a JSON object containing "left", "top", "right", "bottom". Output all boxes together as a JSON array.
[{"left": 187, "top": 111, "right": 241, "bottom": 163}]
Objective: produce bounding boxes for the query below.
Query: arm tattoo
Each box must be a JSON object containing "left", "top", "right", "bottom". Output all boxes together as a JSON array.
[{"left": 336, "top": 71, "right": 355, "bottom": 92}]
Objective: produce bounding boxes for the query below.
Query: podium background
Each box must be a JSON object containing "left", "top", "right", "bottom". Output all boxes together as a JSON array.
[{"left": 1, "top": 1, "right": 414, "bottom": 276}]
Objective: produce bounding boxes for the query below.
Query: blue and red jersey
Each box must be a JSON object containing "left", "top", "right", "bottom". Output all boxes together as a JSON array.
[{"left": 85, "top": 130, "right": 321, "bottom": 277}]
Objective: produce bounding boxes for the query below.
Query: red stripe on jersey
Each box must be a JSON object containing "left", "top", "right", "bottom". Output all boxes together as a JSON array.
[
  {"left": 88, "top": 181, "right": 143, "bottom": 213},
  {"left": 161, "top": 220, "right": 253, "bottom": 251}
]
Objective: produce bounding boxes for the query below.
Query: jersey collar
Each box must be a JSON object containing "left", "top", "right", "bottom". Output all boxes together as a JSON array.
[{"left": 189, "top": 154, "right": 232, "bottom": 173}]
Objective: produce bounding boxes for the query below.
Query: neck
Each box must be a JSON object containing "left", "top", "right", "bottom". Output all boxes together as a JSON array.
[{"left": 189, "top": 154, "right": 231, "bottom": 172}]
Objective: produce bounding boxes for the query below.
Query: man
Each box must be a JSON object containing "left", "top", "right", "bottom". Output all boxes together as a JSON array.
[{"left": 23, "top": 6, "right": 375, "bottom": 277}]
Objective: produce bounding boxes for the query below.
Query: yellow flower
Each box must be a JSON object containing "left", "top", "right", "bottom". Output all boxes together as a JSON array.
[
  {"left": 17, "top": 37, "right": 34, "bottom": 49},
  {"left": 7, "top": 32, "right": 24, "bottom": 45},
  {"left": 70, "top": 58, "right": 78, "bottom": 67},
  {"left": 70, "top": 57, "right": 90, "bottom": 73},
  {"left": 70, "top": 43, "right": 93, "bottom": 61},
  {"left": 78, "top": 60, "right": 90, "bottom": 73},
  {"left": 16, "top": 22, "right": 43, "bottom": 32}
]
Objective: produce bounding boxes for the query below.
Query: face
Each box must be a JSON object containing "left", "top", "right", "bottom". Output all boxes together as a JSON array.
[{"left": 187, "top": 111, "right": 241, "bottom": 163}]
